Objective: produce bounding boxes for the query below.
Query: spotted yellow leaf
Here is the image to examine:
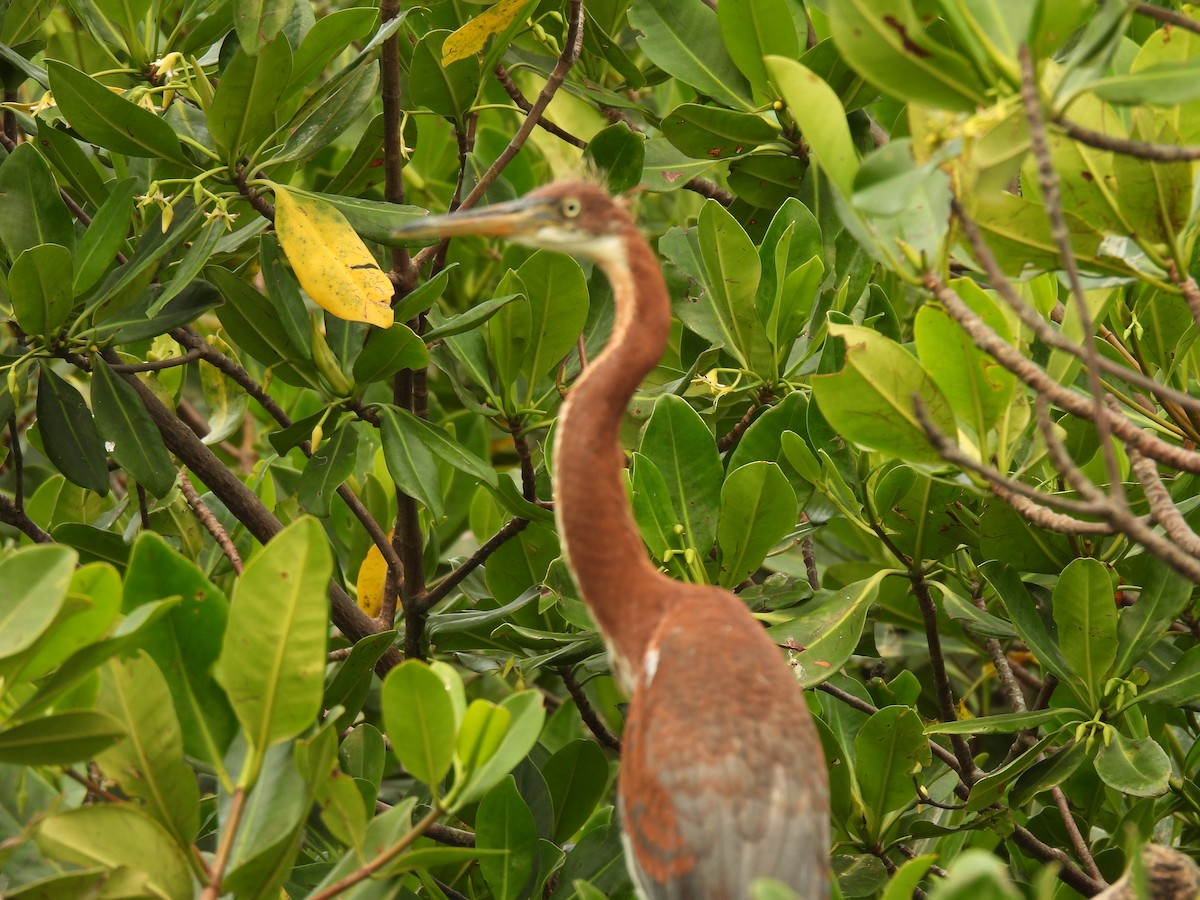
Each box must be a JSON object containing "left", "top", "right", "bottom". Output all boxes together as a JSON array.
[
  {"left": 356, "top": 532, "right": 393, "bottom": 617},
  {"left": 272, "top": 185, "right": 393, "bottom": 328},
  {"left": 441, "top": 0, "right": 533, "bottom": 64}
]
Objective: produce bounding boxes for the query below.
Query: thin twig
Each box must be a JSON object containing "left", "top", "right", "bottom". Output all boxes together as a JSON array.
[
  {"left": 1057, "top": 115, "right": 1200, "bottom": 162},
  {"left": 559, "top": 666, "right": 622, "bottom": 752},
  {"left": 1134, "top": 2, "right": 1200, "bottom": 36},
  {"left": 0, "top": 493, "right": 52, "bottom": 542},
  {"left": 64, "top": 768, "right": 124, "bottom": 804},
  {"left": 800, "top": 513, "right": 819, "bottom": 591},
  {"left": 201, "top": 787, "right": 248, "bottom": 900},
  {"left": 508, "top": 418, "right": 539, "bottom": 502},
  {"left": 1052, "top": 786, "right": 1105, "bottom": 883},
  {"left": 1020, "top": 45, "right": 1125, "bottom": 507},
  {"left": 416, "top": 517, "right": 530, "bottom": 612},
  {"left": 233, "top": 165, "right": 275, "bottom": 219},
  {"left": 494, "top": 63, "right": 586, "bottom": 148},
  {"left": 108, "top": 348, "right": 204, "bottom": 372},
  {"left": 308, "top": 805, "right": 444, "bottom": 900},
  {"left": 179, "top": 471, "right": 244, "bottom": 574}
]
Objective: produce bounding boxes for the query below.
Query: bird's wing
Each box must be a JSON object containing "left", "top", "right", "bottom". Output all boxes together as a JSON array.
[{"left": 620, "top": 602, "right": 829, "bottom": 900}]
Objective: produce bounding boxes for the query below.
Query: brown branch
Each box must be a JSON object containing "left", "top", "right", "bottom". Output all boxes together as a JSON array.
[
  {"left": 63, "top": 767, "right": 125, "bottom": 804},
  {"left": 910, "top": 569, "right": 977, "bottom": 782},
  {"left": 1052, "top": 786, "right": 1105, "bottom": 884},
  {"left": 952, "top": 202, "right": 1200, "bottom": 419},
  {"left": 9, "top": 414, "right": 25, "bottom": 510},
  {"left": 559, "top": 666, "right": 622, "bottom": 752},
  {"left": 0, "top": 493, "right": 52, "bottom": 542},
  {"left": 415, "top": 516, "right": 530, "bottom": 612},
  {"left": 1128, "top": 445, "right": 1200, "bottom": 556},
  {"left": 921, "top": 272, "right": 1200, "bottom": 478},
  {"left": 1020, "top": 45, "right": 1125, "bottom": 506},
  {"left": 716, "top": 391, "right": 770, "bottom": 453},
  {"left": 178, "top": 471, "right": 244, "bottom": 575},
  {"left": 494, "top": 64, "right": 587, "bottom": 149},
  {"left": 800, "top": 513, "right": 819, "bottom": 591},
  {"left": 1057, "top": 115, "right": 1200, "bottom": 162},
  {"left": 111, "top": 356, "right": 402, "bottom": 674},
  {"left": 201, "top": 787, "right": 248, "bottom": 900},
  {"left": 109, "top": 348, "right": 204, "bottom": 372},
  {"left": 1134, "top": 2, "right": 1200, "bottom": 36},
  {"left": 1011, "top": 823, "right": 1106, "bottom": 896},
  {"left": 308, "top": 805, "right": 444, "bottom": 900},
  {"left": 378, "top": 0, "right": 414, "bottom": 283},
  {"left": 233, "top": 165, "right": 275, "bottom": 220},
  {"left": 508, "top": 418, "right": 539, "bottom": 502}
]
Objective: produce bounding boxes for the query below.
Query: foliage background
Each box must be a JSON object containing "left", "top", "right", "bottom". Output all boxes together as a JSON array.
[{"left": 1, "top": 0, "right": 1200, "bottom": 897}]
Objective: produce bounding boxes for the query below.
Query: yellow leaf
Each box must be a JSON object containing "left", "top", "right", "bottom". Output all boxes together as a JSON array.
[
  {"left": 356, "top": 533, "right": 393, "bottom": 617},
  {"left": 272, "top": 185, "right": 394, "bottom": 328},
  {"left": 441, "top": 0, "right": 532, "bottom": 65}
]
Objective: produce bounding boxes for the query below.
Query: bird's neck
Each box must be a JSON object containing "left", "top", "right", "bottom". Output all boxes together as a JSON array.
[{"left": 554, "top": 229, "right": 676, "bottom": 687}]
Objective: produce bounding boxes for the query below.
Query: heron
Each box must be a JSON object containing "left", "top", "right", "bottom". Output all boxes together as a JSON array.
[{"left": 393, "top": 181, "right": 830, "bottom": 899}]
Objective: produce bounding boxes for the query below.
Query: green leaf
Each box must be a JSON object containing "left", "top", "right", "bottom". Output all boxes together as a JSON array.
[
  {"left": 628, "top": 0, "right": 751, "bottom": 110},
  {"left": 1094, "top": 732, "right": 1170, "bottom": 797},
  {"left": 1009, "top": 740, "right": 1088, "bottom": 808},
  {"left": 20, "top": 562, "right": 120, "bottom": 682},
  {"left": 455, "top": 691, "right": 546, "bottom": 807},
  {"left": 0, "top": 710, "right": 125, "bottom": 765},
  {"left": 1052, "top": 558, "right": 1117, "bottom": 708},
  {"left": 316, "top": 767, "right": 368, "bottom": 850},
  {"left": 423, "top": 292, "right": 521, "bottom": 341},
  {"left": 272, "top": 61, "right": 378, "bottom": 164},
  {"left": 827, "top": 0, "right": 987, "bottom": 112},
  {"left": 0, "top": 544, "right": 77, "bottom": 660},
  {"left": 379, "top": 406, "right": 444, "bottom": 519},
  {"left": 542, "top": 739, "right": 610, "bottom": 844},
  {"left": 661, "top": 103, "right": 777, "bottom": 161},
  {"left": 214, "top": 517, "right": 332, "bottom": 770},
  {"left": 925, "top": 708, "right": 1082, "bottom": 736},
  {"left": 477, "top": 776, "right": 538, "bottom": 900},
  {"left": 409, "top": 29, "right": 480, "bottom": 121},
  {"left": 1132, "top": 645, "right": 1200, "bottom": 708},
  {"left": 0, "top": 141, "right": 76, "bottom": 256},
  {"left": 697, "top": 200, "right": 770, "bottom": 372},
  {"left": 1090, "top": 58, "right": 1200, "bottom": 106},
  {"left": 517, "top": 250, "right": 589, "bottom": 397},
  {"left": 381, "top": 406, "right": 496, "bottom": 488},
  {"left": 234, "top": 0, "right": 293, "bottom": 54},
  {"left": 630, "top": 453, "right": 689, "bottom": 579},
  {"left": 582, "top": 123, "right": 645, "bottom": 193},
  {"left": 208, "top": 36, "right": 292, "bottom": 159},
  {"left": 768, "top": 570, "right": 893, "bottom": 687},
  {"left": 298, "top": 420, "right": 360, "bottom": 517},
  {"left": 94, "top": 653, "right": 200, "bottom": 846},
  {"left": 764, "top": 56, "right": 858, "bottom": 196},
  {"left": 89, "top": 357, "right": 177, "bottom": 498},
  {"left": 46, "top": 61, "right": 186, "bottom": 162},
  {"left": 1113, "top": 561, "right": 1193, "bottom": 677},
  {"left": 717, "top": 0, "right": 798, "bottom": 94},
  {"left": 352, "top": 323, "right": 428, "bottom": 383},
  {"left": 73, "top": 177, "right": 138, "bottom": 295},
  {"left": 854, "top": 705, "right": 930, "bottom": 838},
  {"left": 638, "top": 394, "right": 724, "bottom": 559},
  {"left": 10, "top": 243, "right": 73, "bottom": 337},
  {"left": 36, "top": 363, "right": 109, "bottom": 495},
  {"left": 811, "top": 322, "right": 956, "bottom": 464},
  {"left": 34, "top": 805, "right": 193, "bottom": 900},
  {"left": 716, "top": 462, "right": 796, "bottom": 588},
  {"left": 259, "top": 233, "right": 313, "bottom": 361},
  {"left": 381, "top": 659, "right": 461, "bottom": 789},
  {"left": 982, "top": 562, "right": 1083, "bottom": 695}
]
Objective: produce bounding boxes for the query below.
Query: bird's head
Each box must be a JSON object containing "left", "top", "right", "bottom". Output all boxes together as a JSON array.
[{"left": 392, "top": 181, "right": 631, "bottom": 264}]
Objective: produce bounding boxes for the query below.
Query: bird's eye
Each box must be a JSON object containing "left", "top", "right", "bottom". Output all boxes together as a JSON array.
[{"left": 561, "top": 198, "right": 582, "bottom": 218}]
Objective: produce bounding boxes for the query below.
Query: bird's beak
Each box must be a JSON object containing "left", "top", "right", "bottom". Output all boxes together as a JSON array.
[{"left": 391, "top": 196, "right": 554, "bottom": 242}]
